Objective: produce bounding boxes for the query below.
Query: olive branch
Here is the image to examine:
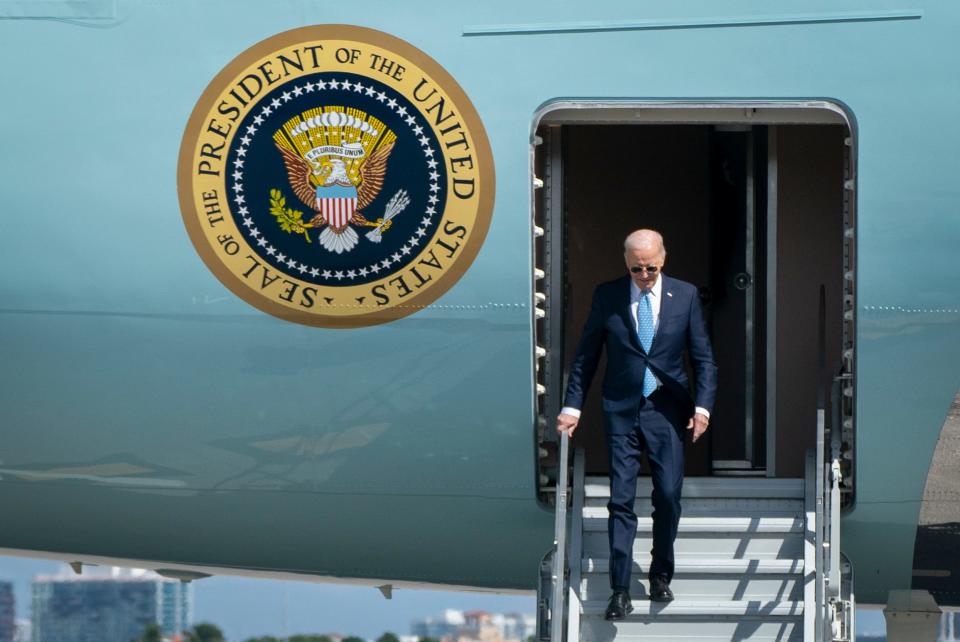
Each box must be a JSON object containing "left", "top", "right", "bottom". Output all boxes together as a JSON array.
[{"left": 269, "top": 189, "right": 313, "bottom": 243}]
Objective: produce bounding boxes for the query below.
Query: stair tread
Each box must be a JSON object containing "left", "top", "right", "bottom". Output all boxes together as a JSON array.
[
  {"left": 582, "top": 558, "right": 804, "bottom": 574},
  {"left": 581, "top": 598, "right": 804, "bottom": 617},
  {"left": 578, "top": 619, "right": 803, "bottom": 641},
  {"left": 584, "top": 477, "right": 804, "bottom": 499},
  {"left": 582, "top": 513, "right": 803, "bottom": 533},
  {"left": 582, "top": 507, "right": 803, "bottom": 518},
  {"left": 584, "top": 502, "right": 807, "bottom": 518}
]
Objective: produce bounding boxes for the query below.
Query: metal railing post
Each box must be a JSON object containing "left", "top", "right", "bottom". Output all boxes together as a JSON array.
[
  {"left": 550, "top": 431, "right": 571, "bottom": 642},
  {"left": 815, "top": 405, "right": 826, "bottom": 641},
  {"left": 828, "top": 377, "right": 843, "bottom": 601}
]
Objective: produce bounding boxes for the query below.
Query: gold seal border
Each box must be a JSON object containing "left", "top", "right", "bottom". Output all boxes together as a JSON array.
[{"left": 177, "top": 24, "right": 495, "bottom": 328}]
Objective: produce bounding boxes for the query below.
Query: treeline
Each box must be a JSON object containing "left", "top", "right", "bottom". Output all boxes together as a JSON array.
[
  {"left": 136, "top": 623, "right": 441, "bottom": 642},
  {"left": 135, "top": 623, "right": 228, "bottom": 642},
  {"left": 245, "top": 636, "right": 366, "bottom": 642},
  {"left": 244, "top": 632, "right": 438, "bottom": 642}
]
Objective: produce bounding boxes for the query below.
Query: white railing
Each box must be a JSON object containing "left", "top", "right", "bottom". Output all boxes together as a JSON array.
[
  {"left": 549, "top": 431, "right": 571, "bottom": 642},
  {"left": 815, "top": 402, "right": 826, "bottom": 641},
  {"left": 815, "top": 374, "right": 854, "bottom": 642},
  {"left": 567, "top": 449, "right": 585, "bottom": 642},
  {"left": 813, "top": 285, "right": 854, "bottom": 642}
]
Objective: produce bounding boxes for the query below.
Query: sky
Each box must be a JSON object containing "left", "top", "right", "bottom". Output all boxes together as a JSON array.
[
  {"left": 0, "top": 555, "right": 535, "bottom": 642},
  {"left": 855, "top": 608, "right": 886, "bottom": 638}
]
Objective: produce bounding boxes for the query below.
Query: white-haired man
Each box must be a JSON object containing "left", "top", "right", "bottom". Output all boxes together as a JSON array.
[{"left": 557, "top": 229, "right": 718, "bottom": 618}]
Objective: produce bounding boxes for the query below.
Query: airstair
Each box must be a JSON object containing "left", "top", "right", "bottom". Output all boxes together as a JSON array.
[{"left": 538, "top": 401, "right": 854, "bottom": 642}]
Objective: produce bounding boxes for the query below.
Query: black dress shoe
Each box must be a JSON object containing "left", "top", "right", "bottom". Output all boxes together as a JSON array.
[
  {"left": 649, "top": 575, "right": 674, "bottom": 603},
  {"left": 604, "top": 589, "right": 634, "bottom": 620}
]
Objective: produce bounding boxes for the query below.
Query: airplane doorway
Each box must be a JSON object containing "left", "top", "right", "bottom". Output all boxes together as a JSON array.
[{"left": 533, "top": 104, "right": 855, "bottom": 487}]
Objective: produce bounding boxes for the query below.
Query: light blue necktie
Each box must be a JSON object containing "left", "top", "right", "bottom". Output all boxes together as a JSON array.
[{"left": 637, "top": 290, "right": 657, "bottom": 397}]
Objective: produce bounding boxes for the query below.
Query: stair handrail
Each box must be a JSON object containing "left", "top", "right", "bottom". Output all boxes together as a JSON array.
[
  {"left": 828, "top": 376, "right": 843, "bottom": 602},
  {"left": 827, "top": 372, "right": 855, "bottom": 641},
  {"left": 815, "top": 284, "right": 851, "bottom": 641},
  {"left": 550, "top": 431, "right": 571, "bottom": 642},
  {"left": 815, "top": 372, "right": 851, "bottom": 641},
  {"left": 566, "top": 448, "right": 585, "bottom": 642},
  {"left": 815, "top": 285, "right": 828, "bottom": 641},
  {"left": 815, "top": 395, "right": 827, "bottom": 641}
]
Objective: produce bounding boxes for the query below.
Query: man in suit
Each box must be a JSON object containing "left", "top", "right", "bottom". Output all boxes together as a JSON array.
[{"left": 557, "top": 229, "right": 717, "bottom": 619}]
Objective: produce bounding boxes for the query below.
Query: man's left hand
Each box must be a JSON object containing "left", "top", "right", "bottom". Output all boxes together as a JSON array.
[{"left": 687, "top": 413, "right": 709, "bottom": 443}]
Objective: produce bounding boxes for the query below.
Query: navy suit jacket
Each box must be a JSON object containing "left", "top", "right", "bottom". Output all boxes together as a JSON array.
[{"left": 563, "top": 274, "right": 718, "bottom": 435}]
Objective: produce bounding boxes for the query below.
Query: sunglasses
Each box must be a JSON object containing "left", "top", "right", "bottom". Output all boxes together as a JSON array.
[{"left": 630, "top": 265, "right": 660, "bottom": 274}]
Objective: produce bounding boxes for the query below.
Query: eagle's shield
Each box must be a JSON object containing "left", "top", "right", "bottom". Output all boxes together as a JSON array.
[{"left": 316, "top": 183, "right": 358, "bottom": 230}]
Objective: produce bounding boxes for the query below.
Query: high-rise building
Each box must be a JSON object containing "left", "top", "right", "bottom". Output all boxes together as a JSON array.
[
  {"left": 159, "top": 577, "right": 193, "bottom": 636},
  {"left": 31, "top": 568, "right": 192, "bottom": 642},
  {"left": 0, "top": 581, "right": 14, "bottom": 642}
]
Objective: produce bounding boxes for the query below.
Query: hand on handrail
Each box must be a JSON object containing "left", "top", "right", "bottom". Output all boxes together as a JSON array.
[{"left": 556, "top": 413, "right": 579, "bottom": 437}]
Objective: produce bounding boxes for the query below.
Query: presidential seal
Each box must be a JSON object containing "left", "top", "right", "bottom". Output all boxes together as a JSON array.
[{"left": 177, "top": 25, "right": 494, "bottom": 327}]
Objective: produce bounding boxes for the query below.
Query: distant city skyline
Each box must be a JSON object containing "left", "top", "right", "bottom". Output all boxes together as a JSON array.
[
  {"left": 411, "top": 608, "right": 535, "bottom": 642},
  {"left": 0, "top": 556, "right": 535, "bottom": 642}
]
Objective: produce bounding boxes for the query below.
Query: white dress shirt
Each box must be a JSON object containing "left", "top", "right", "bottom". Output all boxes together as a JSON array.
[{"left": 561, "top": 274, "right": 710, "bottom": 420}]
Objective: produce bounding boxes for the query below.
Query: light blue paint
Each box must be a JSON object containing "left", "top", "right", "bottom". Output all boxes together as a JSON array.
[{"left": 0, "top": 0, "right": 114, "bottom": 20}]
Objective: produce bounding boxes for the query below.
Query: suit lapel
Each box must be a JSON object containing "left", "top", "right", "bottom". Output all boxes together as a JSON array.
[
  {"left": 619, "top": 276, "right": 647, "bottom": 354},
  {"left": 650, "top": 275, "right": 674, "bottom": 353}
]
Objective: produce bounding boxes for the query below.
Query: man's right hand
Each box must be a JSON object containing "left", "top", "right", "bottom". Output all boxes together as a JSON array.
[{"left": 556, "top": 413, "right": 580, "bottom": 437}]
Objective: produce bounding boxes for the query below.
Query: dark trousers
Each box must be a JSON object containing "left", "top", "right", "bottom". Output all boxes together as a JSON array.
[{"left": 605, "top": 388, "right": 686, "bottom": 590}]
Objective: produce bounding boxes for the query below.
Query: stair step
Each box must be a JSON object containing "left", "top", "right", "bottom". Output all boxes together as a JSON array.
[
  {"left": 582, "top": 532, "right": 804, "bottom": 559},
  {"left": 585, "top": 477, "right": 804, "bottom": 499},
  {"left": 582, "top": 512, "right": 804, "bottom": 533},
  {"left": 583, "top": 497, "right": 805, "bottom": 513},
  {"left": 580, "top": 558, "right": 805, "bottom": 602},
  {"left": 581, "top": 598, "right": 804, "bottom": 617},
  {"left": 582, "top": 558, "right": 804, "bottom": 574},
  {"left": 579, "top": 618, "right": 802, "bottom": 641},
  {"left": 580, "top": 576, "right": 804, "bottom": 603}
]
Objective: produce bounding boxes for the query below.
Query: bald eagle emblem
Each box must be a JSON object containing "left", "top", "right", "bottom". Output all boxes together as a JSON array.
[{"left": 271, "top": 108, "right": 410, "bottom": 254}]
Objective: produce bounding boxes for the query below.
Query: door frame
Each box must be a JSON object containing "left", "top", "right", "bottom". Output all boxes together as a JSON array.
[{"left": 529, "top": 99, "right": 857, "bottom": 486}]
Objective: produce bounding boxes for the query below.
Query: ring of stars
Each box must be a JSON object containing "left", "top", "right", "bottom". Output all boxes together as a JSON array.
[{"left": 229, "top": 76, "right": 441, "bottom": 284}]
